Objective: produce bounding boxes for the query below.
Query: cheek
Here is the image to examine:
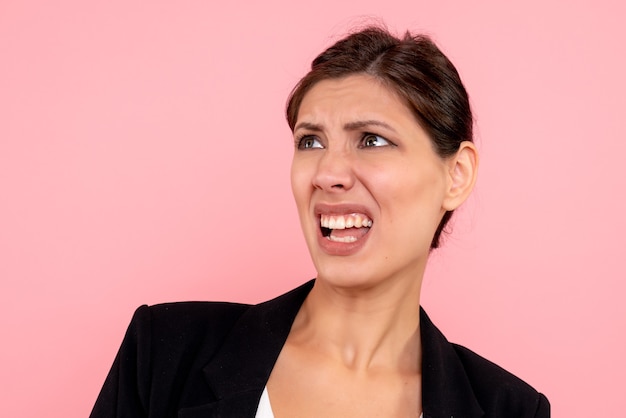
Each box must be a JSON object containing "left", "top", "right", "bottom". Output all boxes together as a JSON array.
[
  {"left": 383, "top": 164, "right": 448, "bottom": 220},
  {"left": 290, "top": 160, "right": 311, "bottom": 210},
  {"left": 383, "top": 177, "right": 447, "bottom": 257}
]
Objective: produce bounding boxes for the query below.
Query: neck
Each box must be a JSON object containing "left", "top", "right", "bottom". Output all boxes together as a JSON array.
[{"left": 291, "top": 275, "right": 423, "bottom": 374}]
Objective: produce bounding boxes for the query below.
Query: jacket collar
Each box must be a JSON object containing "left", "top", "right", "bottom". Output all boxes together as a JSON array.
[
  {"left": 420, "top": 308, "right": 484, "bottom": 417},
  {"left": 188, "top": 281, "right": 314, "bottom": 417},
  {"left": 181, "top": 280, "right": 483, "bottom": 417}
]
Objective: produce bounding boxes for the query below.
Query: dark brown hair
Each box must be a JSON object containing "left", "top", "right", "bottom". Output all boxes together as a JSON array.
[{"left": 286, "top": 26, "right": 473, "bottom": 249}]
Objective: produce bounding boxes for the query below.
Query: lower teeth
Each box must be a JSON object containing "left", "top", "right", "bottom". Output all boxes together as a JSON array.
[{"left": 327, "top": 235, "right": 357, "bottom": 243}]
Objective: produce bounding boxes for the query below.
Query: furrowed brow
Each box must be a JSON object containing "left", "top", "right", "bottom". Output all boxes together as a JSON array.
[
  {"left": 294, "top": 121, "right": 323, "bottom": 132},
  {"left": 343, "top": 120, "right": 397, "bottom": 133}
]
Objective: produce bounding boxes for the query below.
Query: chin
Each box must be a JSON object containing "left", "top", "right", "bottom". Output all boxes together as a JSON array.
[{"left": 314, "top": 261, "right": 384, "bottom": 290}]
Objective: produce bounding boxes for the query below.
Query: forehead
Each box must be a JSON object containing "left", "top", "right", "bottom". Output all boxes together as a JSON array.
[{"left": 296, "top": 74, "right": 415, "bottom": 127}]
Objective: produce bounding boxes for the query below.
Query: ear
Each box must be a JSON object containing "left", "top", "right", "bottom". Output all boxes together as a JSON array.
[{"left": 442, "top": 141, "right": 479, "bottom": 211}]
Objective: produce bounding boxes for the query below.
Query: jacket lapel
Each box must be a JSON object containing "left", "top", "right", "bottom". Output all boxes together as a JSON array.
[
  {"left": 179, "top": 281, "right": 314, "bottom": 418},
  {"left": 420, "top": 308, "right": 484, "bottom": 417}
]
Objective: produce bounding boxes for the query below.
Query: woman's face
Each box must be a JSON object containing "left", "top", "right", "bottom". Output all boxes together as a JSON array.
[{"left": 291, "top": 74, "right": 454, "bottom": 289}]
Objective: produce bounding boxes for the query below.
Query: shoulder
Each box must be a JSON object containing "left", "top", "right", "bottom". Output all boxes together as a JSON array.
[
  {"left": 419, "top": 308, "right": 550, "bottom": 417},
  {"left": 138, "top": 300, "right": 251, "bottom": 326},
  {"left": 452, "top": 343, "right": 550, "bottom": 417},
  {"left": 125, "top": 280, "right": 315, "bottom": 354},
  {"left": 124, "top": 301, "right": 252, "bottom": 363},
  {"left": 130, "top": 301, "right": 251, "bottom": 341},
  {"left": 92, "top": 285, "right": 315, "bottom": 416}
]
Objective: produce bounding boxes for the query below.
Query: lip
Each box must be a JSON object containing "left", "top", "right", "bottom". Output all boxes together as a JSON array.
[
  {"left": 313, "top": 203, "right": 373, "bottom": 256},
  {"left": 314, "top": 203, "right": 373, "bottom": 218}
]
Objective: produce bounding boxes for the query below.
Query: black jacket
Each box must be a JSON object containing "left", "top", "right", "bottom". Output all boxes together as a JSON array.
[{"left": 91, "top": 280, "right": 550, "bottom": 417}]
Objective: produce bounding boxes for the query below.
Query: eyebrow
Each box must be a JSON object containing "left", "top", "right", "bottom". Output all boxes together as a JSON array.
[
  {"left": 344, "top": 120, "right": 397, "bottom": 133},
  {"left": 293, "top": 121, "right": 323, "bottom": 132},
  {"left": 294, "top": 119, "right": 397, "bottom": 133}
]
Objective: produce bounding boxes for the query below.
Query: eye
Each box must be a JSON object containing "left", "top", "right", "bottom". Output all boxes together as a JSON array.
[
  {"left": 296, "top": 135, "right": 323, "bottom": 150},
  {"left": 360, "top": 133, "right": 392, "bottom": 148}
]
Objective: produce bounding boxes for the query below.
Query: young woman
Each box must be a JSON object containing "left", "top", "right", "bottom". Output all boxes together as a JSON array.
[{"left": 91, "top": 27, "right": 549, "bottom": 418}]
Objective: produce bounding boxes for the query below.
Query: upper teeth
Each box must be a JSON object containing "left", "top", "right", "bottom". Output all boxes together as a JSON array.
[{"left": 320, "top": 214, "right": 373, "bottom": 229}]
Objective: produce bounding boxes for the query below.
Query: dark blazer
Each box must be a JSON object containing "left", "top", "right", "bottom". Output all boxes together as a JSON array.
[{"left": 91, "top": 280, "right": 550, "bottom": 418}]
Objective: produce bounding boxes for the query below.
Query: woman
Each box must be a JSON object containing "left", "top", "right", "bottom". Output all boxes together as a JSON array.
[{"left": 91, "top": 27, "right": 550, "bottom": 418}]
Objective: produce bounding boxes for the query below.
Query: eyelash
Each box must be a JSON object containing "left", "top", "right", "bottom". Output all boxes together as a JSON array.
[
  {"left": 358, "top": 133, "right": 393, "bottom": 148},
  {"left": 294, "top": 132, "right": 395, "bottom": 150},
  {"left": 295, "top": 135, "right": 322, "bottom": 150}
]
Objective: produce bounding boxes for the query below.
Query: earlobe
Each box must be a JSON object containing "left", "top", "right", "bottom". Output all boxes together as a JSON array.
[{"left": 443, "top": 141, "right": 479, "bottom": 211}]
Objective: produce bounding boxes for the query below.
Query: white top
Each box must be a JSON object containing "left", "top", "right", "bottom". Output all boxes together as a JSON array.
[
  {"left": 255, "top": 386, "right": 274, "bottom": 418},
  {"left": 254, "top": 386, "right": 423, "bottom": 418}
]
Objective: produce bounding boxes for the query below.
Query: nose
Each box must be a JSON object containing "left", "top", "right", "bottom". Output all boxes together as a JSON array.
[{"left": 312, "top": 147, "right": 355, "bottom": 192}]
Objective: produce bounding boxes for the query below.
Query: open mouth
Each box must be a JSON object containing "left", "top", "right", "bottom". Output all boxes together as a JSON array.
[{"left": 320, "top": 213, "right": 373, "bottom": 243}]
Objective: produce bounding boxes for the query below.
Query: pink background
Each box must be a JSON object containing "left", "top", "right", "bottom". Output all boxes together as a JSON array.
[{"left": 1, "top": 1, "right": 624, "bottom": 416}]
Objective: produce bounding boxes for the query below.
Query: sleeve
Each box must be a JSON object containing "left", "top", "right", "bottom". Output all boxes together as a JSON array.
[
  {"left": 533, "top": 393, "right": 551, "bottom": 417},
  {"left": 90, "top": 305, "right": 153, "bottom": 418}
]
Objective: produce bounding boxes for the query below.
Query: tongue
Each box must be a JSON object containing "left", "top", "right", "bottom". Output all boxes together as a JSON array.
[{"left": 329, "top": 227, "right": 370, "bottom": 240}]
